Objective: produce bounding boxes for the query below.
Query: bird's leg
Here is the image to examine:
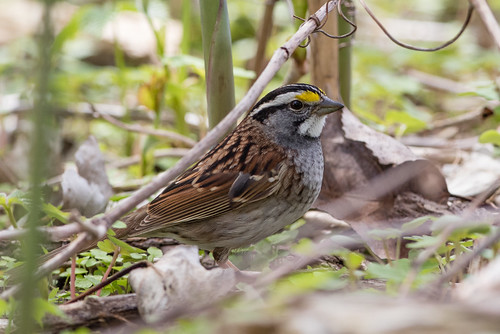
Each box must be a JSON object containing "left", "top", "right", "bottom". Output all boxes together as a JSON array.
[{"left": 213, "top": 247, "right": 239, "bottom": 270}]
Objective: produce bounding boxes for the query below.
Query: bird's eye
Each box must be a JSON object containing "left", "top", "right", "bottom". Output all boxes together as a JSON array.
[{"left": 290, "top": 100, "right": 304, "bottom": 111}]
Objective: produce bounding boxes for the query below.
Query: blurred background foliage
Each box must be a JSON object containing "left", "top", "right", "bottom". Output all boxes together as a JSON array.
[{"left": 0, "top": 0, "right": 497, "bottom": 178}]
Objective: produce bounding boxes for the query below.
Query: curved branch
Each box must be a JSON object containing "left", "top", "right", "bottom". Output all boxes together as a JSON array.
[{"left": 359, "top": 0, "right": 474, "bottom": 52}]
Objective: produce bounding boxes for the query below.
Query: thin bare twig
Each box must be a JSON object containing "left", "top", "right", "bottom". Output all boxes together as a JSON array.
[
  {"left": 294, "top": 0, "right": 354, "bottom": 48},
  {"left": 92, "top": 104, "right": 197, "bottom": 147},
  {"left": 358, "top": 0, "right": 474, "bottom": 51},
  {"left": 72, "top": 214, "right": 107, "bottom": 239},
  {"left": 470, "top": 0, "right": 500, "bottom": 51},
  {"left": 317, "top": 0, "right": 357, "bottom": 39},
  {"left": 107, "top": 148, "right": 190, "bottom": 169},
  {"left": 0, "top": 223, "right": 80, "bottom": 241},
  {"left": 253, "top": 0, "right": 277, "bottom": 77},
  {"left": 406, "top": 69, "right": 470, "bottom": 94},
  {"left": 97, "top": 247, "right": 121, "bottom": 297},
  {"left": 0, "top": 0, "right": 339, "bottom": 301}
]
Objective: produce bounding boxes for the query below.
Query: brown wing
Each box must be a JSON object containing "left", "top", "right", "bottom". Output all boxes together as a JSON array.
[{"left": 129, "top": 118, "right": 288, "bottom": 237}]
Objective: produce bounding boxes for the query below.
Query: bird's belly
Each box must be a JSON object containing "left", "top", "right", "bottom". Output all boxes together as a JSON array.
[{"left": 168, "top": 187, "right": 319, "bottom": 250}]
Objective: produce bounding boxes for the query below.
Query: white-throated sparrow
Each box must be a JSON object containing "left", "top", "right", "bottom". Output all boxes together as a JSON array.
[
  {"left": 45, "top": 84, "right": 344, "bottom": 265},
  {"left": 121, "top": 83, "right": 343, "bottom": 263}
]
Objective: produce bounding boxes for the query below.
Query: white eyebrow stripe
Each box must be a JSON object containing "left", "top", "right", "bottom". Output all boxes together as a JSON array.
[{"left": 250, "top": 91, "right": 304, "bottom": 116}]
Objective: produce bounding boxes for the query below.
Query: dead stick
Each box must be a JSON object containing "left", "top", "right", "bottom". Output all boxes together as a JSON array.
[
  {"left": 92, "top": 105, "right": 197, "bottom": 147},
  {"left": 470, "top": 0, "right": 500, "bottom": 51}
]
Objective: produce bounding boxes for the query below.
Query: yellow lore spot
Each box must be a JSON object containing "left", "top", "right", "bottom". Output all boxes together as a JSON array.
[{"left": 295, "top": 91, "right": 321, "bottom": 103}]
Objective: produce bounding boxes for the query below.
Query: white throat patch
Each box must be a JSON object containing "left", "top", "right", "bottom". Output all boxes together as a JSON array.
[{"left": 298, "top": 114, "right": 326, "bottom": 138}]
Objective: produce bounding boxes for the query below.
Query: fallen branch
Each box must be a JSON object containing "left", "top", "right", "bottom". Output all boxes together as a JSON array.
[
  {"left": 43, "top": 294, "right": 139, "bottom": 331},
  {"left": 107, "top": 148, "right": 190, "bottom": 169},
  {"left": 0, "top": 223, "right": 80, "bottom": 242},
  {"left": 92, "top": 104, "right": 197, "bottom": 147},
  {"left": 406, "top": 69, "right": 469, "bottom": 94}
]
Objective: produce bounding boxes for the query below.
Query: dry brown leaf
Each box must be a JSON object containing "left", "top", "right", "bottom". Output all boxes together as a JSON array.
[
  {"left": 61, "top": 136, "right": 112, "bottom": 217},
  {"left": 317, "top": 108, "right": 451, "bottom": 258},
  {"left": 129, "top": 245, "right": 235, "bottom": 323}
]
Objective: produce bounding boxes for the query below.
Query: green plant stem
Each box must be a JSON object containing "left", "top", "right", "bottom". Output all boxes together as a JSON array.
[
  {"left": 142, "top": 0, "right": 164, "bottom": 56},
  {"left": 3, "top": 205, "right": 17, "bottom": 228},
  {"left": 200, "top": 0, "right": 235, "bottom": 129},
  {"left": 70, "top": 255, "right": 76, "bottom": 299},
  {"left": 338, "top": 0, "right": 354, "bottom": 108},
  {"left": 382, "top": 240, "right": 392, "bottom": 265},
  {"left": 179, "top": 0, "right": 191, "bottom": 82},
  {"left": 395, "top": 236, "right": 401, "bottom": 260},
  {"left": 364, "top": 244, "right": 385, "bottom": 265},
  {"left": 19, "top": 0, "right": 55, "bottom": 332}
]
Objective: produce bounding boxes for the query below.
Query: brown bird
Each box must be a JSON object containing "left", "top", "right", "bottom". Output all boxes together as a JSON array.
[{"left": 46, "top": 84, "right": 344, "bottom": 266}]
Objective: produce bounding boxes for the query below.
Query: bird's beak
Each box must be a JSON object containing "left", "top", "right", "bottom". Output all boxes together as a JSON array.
[{"left": 316, "top": 97, "right": 344, "bottom": 116}]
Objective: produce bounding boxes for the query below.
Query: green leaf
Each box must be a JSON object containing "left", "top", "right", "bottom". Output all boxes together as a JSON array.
[
  {"left": 42, "top": 203, "right": 70, "bottom": 224},
  {"left": 84, "top": 274, "right": 103, "bottom": 286},
  {"left": 479, "top": 130, "right": 500, "bottom": 146},
  {"left": 48, "top": 287, "right": 59, "bottom": 301},
  {"left": 107, "top": 228, "right": 116, "bottom": 237},
  {"left": 33, "top": 298, "right": 65, "bottom": 326},
  {"left": 292, "top": 238, "right": 315, "bottom": 255},
  {"left": 289, "top": 218, "right": 306, "bottom": 231},
  {"left": 369, "top": 228, "right": 401, "bottom": 240},
  {"left": 266, "top": 229, "right": 298, "bottom": 245},
  {"left": 83, "top": 258, "right": 98, "bottom": 267},
  {"left": 130, "top": 253, "right": 146, "bottom": 260},
  {"left": 0, "top": 298, "right": 8, "bottom": 316},
  {"left": 405, "top": 235, "right": 441, "bottom": 249},
  {"left": 109, "top": 193, "right": 131, "bottom": 202},
  {"left": 344, "top": 252, "right": 365, "bottom": 270},
  {"left": 59, "top": 267, "right": 88, "bottom": 277},
  {"left": 75, "top": 277, "right": 93, "bottom": 289},
  {"left": 1, "top": 256, "right": 17, "bottom": 263},
  {"left": 108, "top": 235, "right": 146, "bottom": 254},
  {"left": 112, "top": 220, "right": 127, "bottom": 229},
  {"left": 273, "top": 269, "right": 348, "bottom": 297},
  {"left": 62, "top": 327, "right": 92, "bottom": 334},
  {"left": 461, "top": 81, "right": 500, "bottom": 100},
  {"left": 90, "top": 249, "right": 112, "bottom": 262},
  {"left": 97, "top": 239, "right": 117, "bottom": 253},
  {"left": 449, "top": 224, "right": 492, "bottom": 241},
  {"left": 147, "top": 247, "right": 163, "bottom": 261},
  {"left": 3, "top": 190, "right": 29, "bottom": 208},
  {"left": 385, "top": 110, "right": 427, "bottom": 134},
  {"left": 365, "top": 259, "right": 411, "bottom": 284},
  {"left": 402, "top": 216, "right": 436, "bottom": 231}
]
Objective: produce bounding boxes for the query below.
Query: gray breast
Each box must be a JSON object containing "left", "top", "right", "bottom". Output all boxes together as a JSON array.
[{"left": 289, "top": 140, "right": 324, "bottom": 192}]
